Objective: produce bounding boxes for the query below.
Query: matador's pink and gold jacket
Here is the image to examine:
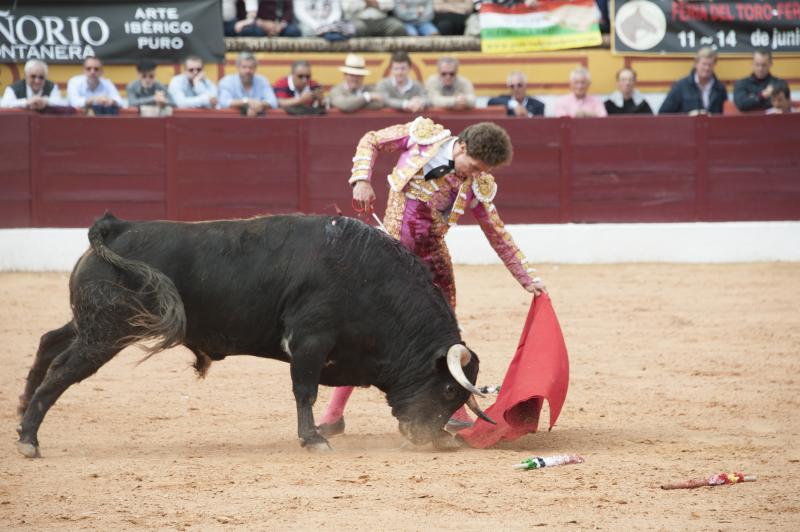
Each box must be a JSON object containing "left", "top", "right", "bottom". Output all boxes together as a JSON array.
[{"left": 348, "top": 117, "right": 536, "bottom": 290}]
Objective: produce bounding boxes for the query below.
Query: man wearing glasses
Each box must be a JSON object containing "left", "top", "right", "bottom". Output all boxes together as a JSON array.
[
  {"left": 273, "top": 60, "right": 327, "bottom": 114},
  {"left": 168, "top": 55, "right": 218, "bottom": 109},
  {"left": 488, "top": 71, "right": 544, "bottom": 117},
  {"left": 425, "top": 56, "right": 475, "bottom": 111},
  {"left": 1, "top": 59, "right": 65, "bottom": 110},
  {"left": 66, "top": 56, "right": 125, "bottom": 115},
  {"left": 126, "top": 59, "right": 175, "bottom": 117}
]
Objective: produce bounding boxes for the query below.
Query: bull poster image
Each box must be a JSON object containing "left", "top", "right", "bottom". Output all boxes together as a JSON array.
[
  {"left": 612, "top": 0, "right": 800, "bottom": 54},
  {"left": 0, "top": 0, "right": 224, "bottom": 64},
  {"left": 480, "top": 0, "right": 603, "bottom": 53}
]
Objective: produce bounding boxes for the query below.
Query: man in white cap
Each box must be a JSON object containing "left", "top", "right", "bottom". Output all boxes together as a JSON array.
[{"left": 329, "top": 54, "right": 385, "bottom": 113}]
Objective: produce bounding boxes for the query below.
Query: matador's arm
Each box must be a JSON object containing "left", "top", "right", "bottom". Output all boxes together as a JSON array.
[
  {"left": 470, "top": 176, "right": 537, "bottom": 290},
  {"left": 348, "top": 122, "right": 413, "bottom": 186}
]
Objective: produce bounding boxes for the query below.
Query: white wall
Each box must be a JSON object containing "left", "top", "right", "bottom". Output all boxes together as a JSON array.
[{"left": 2, "top": 222, "right": 799, "bottom": 271}]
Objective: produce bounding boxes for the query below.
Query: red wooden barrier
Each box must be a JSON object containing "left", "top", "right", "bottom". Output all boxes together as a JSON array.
[{"left": 1, "top": 112, "right": 798, "bottom": 228}]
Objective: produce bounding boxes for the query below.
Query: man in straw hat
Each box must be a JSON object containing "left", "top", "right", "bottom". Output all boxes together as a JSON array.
[{"left": 329, "top": 54, "right": 385, "bottom": 113}]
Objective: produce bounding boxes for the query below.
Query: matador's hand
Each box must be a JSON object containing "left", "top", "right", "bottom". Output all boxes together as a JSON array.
[
  {"left": 525, "top": 276, "right": 547, "bottom": 296},
  {"left": 352, "top": 181, "right": 375, "bottom": 210}
]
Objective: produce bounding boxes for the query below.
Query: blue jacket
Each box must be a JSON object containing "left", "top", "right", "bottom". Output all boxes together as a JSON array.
[
  {"left": 659, "top": 69, "right": 728, "bottom": 115},
  {"left": 487, "top": 95, "right": 545, "bottom": 117}
]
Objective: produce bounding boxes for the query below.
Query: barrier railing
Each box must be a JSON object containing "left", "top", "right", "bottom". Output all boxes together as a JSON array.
[{"left": 1, "top": 111, "right": 798, "bottom": 228}]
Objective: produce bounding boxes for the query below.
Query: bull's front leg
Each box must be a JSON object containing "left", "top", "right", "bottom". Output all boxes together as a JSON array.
[{"left": 288, "top": 335, "right": 334, "bottom": 451}]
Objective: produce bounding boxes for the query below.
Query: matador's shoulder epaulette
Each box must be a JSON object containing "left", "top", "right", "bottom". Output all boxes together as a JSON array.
[
  {"left": 472, "top": 174, "right": 497, "bottom": 203},
  {"left": 408, "top": 116, "right": 451, "bottom": 146}
]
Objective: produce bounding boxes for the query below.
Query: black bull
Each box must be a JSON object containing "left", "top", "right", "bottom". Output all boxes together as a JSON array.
[{"left": 16, "top": 213, "right": 494, "bottom": 457}]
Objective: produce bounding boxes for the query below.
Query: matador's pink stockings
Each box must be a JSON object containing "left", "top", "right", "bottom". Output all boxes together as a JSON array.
[
  {"left": 319, "top": 386, "right": 354, "bottom": 425},
  {"left": 319, "top": 386, "right": 472, "bottom": 426}
]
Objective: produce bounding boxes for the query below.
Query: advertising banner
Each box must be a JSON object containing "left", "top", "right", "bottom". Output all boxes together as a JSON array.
[
  {"left": 613, "top": 0, "right": 800, "bottom": 54},
  {"left": 0, "top": 0, "right": 224, "bottom": 64},
  {"left": 480, "top": 0, "right": 603, "bottom": 53}
]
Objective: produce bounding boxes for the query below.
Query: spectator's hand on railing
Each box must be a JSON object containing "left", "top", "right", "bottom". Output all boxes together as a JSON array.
[
  {"left": 311, "top": 87, "right": 326, "bottom": 104},
  {"left": 299, "top": 91, "right": 316, "bottom": 105},
  {"left": 27, "top": 95, "right": 48, "bottom": 111},
  {"left": 452, "top": 95, "right": 470, "bottom": 110},
  {"left": 248, "top": 100, "right": 268, "bottom": 116},
  {"left": 405, "top": 97, "right": 426, "bottom": 113},
  {"left": 88, "top": 95, "right": 114, "bottom": 107},
  {"left": 512, "top": 103, "right": 528, "bottom": 117},
  {"left": 154, "top": 90, "right": 168, "bottom": 107},
  {"left": 208, "top": 95, "right": 218, "bottom": 108}
]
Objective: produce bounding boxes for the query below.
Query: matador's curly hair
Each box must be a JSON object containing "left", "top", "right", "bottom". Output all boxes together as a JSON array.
[{"left": 457, "top": 122, "right": 513, "bottom": 168}]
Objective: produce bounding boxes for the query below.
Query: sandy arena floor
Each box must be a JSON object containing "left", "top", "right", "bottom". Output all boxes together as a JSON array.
[{"left": 1, "top": 263, "right": 799, "bottom": 530}]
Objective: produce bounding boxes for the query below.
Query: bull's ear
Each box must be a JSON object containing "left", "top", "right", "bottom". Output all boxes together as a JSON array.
[{"left": 432, "top": 348, "right": 449, "bottom": 370}]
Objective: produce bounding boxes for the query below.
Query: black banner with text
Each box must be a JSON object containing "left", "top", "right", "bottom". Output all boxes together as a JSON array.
[
  {"left": 0, "top": 0, "right": 224, "bottom": 64},
  {"left": 613, "top": 0, "right": 800, "bottom": 54}
]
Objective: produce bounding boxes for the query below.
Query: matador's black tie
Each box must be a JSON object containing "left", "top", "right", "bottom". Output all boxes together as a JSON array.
[{"left": 424, "top": 160, "right": 455, "bottom": 181}]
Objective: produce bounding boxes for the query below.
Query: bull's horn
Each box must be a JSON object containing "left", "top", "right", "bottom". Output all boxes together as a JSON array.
[
  {"left": 446, "top": 345, "right": 485, "bottom": 398},
  {"left": 466, "top": 395, "right": 496, "bottom": 425}
]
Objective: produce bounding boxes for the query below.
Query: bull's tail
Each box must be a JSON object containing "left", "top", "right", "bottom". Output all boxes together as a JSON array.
[{"left": 88, "top": 213, "right": 186, "bottom": 356}]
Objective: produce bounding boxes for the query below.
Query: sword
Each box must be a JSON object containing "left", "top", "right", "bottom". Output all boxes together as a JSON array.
[{"left": 371, "top": 212, "right": 389, "bottom": 234}]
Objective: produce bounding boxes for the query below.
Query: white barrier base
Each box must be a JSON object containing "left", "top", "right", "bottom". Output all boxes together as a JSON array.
[{"left": 1, "top": 222, "right": 799, "bottom": 271}]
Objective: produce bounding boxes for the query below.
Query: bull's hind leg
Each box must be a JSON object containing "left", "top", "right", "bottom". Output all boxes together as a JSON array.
[
  {"left": 16, "top": 279, "right": 139, "bottom": 458},
  {"left": 16, "top": 339, "right": 122, "bottom": 458},
  {"left": 288, "top": 334, "right": 335, "bottom": 451},
  {"left": 18, "top": 321, "right": 77, "bottom": 418}
]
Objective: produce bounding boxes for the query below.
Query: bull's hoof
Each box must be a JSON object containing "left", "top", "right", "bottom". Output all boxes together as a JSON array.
[
  {"left": 301, "top": 434, "right": 333, "bottom": 452},
  {"left": 16, "top": 440, "right": 41, "bottom": 458},
  {"left": 304, "top": 440, "right": 334, "bottom": 452},
  {"left": 432, "top": 431, "right": 463, "bottom": 451},
  {"left": 316, "top": 417, "right": 345, "bottom": 439}
]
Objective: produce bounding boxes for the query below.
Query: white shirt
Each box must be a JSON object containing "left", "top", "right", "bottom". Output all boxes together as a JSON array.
[
  {"left": 286, "top": 75, "right": 312, "bottom": 98},
  {"left": 423, "top": 137, "right": 456, "bottom": 177},
  {"left": 694, "top": 73, "right": 713, "bottom": 111},
  {"left": 168, "top": 74, "right": 218, "bottom": 108},
  {"left": 66, "top": 75, "right": 125, "bottom": 108},
  {"left": 0, "top": 82, "right": 65, "bottom": 108}
]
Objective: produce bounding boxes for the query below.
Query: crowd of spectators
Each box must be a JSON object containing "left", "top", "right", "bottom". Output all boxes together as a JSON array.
[
  {"left": 222, "top": 0, "right": 482, "bottom": 38},
  {"left": 216, "top": 0, "right": 620, "bottom": 39},
  {"left": 1, "top": 49, "right": 793, "bottom": 117}
]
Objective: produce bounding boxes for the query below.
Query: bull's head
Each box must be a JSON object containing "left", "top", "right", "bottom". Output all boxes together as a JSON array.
[{"left": 394, "top": 344, "right": 495, "bottom": 448}]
